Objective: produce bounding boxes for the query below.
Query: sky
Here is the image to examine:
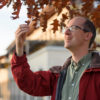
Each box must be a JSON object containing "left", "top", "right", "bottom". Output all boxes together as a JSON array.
[{"left": 0, "top": 5, "right": 28, "bottom": 56}]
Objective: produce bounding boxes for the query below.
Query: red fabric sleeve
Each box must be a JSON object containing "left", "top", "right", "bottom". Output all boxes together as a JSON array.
[{"left": 11, "top": 53, "right": 59, "bottom": 96}]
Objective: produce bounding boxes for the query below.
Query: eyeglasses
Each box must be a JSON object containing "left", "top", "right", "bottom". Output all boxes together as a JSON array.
[{"left": 65, "top": 25, "right": 89, "bottom": 32}]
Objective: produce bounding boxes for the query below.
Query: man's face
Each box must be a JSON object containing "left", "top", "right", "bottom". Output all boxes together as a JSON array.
[{"left": 64, "top": 17, "right": 87, "bottom": 51}]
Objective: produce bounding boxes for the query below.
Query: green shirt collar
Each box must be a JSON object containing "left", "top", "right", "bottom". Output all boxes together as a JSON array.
[{"left": 71, "top": 52, "right": 92, "bottom": 71}]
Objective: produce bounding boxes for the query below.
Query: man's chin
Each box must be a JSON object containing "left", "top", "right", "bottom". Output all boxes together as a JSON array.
[
  {"left": 64, "top": 44, "right": 73, "bottom": 51},
  {"left": 64, "top": 44, "right": 70, "bottom": 49}
]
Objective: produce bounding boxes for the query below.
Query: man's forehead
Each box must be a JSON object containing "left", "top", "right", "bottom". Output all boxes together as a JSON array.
[{"left": 67, "top": 17, "right": 86, "bottom": 26}]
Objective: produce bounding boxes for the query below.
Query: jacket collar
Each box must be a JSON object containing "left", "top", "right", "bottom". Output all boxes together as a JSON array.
[
  {"left": 62, "top": 51, "right": 100, "bottom": 72},
  {"left": 89, "top": 51, "right": 100, "bottom": 68}
]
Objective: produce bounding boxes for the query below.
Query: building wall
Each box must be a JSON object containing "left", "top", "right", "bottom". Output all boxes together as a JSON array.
[{"left": 27, "top": 46, "right": 71, "bottom": 71}]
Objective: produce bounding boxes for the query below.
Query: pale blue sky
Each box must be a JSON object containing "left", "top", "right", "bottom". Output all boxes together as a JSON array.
[{"left": 0, "top": 5, "right": 28, "bottom": 56}]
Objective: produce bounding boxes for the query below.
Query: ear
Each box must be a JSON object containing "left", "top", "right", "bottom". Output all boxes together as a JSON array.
[{"left": 84, "top": 32, "right": 93, "bottom": 41}]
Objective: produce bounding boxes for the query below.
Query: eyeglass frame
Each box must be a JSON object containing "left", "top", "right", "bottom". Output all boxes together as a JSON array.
[{"left": 65, "top": 25, "right": 90, "bottom": 33}]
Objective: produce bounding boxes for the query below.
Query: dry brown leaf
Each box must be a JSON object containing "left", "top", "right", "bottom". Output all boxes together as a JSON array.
[{"left": 51, "top": 19, "right": 60, "bottom": 33}]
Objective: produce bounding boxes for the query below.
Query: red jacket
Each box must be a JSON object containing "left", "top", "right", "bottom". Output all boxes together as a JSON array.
[{"left": 11, "top": 52, "right": 100, "bottom": 100}]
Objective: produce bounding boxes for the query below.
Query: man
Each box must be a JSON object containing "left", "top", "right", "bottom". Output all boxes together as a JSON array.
[{"left": 11, "top": 16, "right": 100, "bottom": 100}]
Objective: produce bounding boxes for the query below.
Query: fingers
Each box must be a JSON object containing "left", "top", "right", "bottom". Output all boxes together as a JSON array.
[
  {"left": 19, "top": 24, "right": 29, "bottom": 28},
  {"left": 16, "top": 29, "right": 29, "bottom": 38},
  {"left": 15, "top": 24, "right": 30, "bottom": 48},
  {"left": 15, "top": 24, "right": 30, "bottom": 37}
]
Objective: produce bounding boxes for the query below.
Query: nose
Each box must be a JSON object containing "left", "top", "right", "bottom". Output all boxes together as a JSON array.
[{"left": 64, "top": 28, "right": 71, "bottom": 35}]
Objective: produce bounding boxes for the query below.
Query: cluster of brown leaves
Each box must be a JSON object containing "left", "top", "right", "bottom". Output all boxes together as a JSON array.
[{"left": 0, "top": 0, "right": 100, "bottom": 33}]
